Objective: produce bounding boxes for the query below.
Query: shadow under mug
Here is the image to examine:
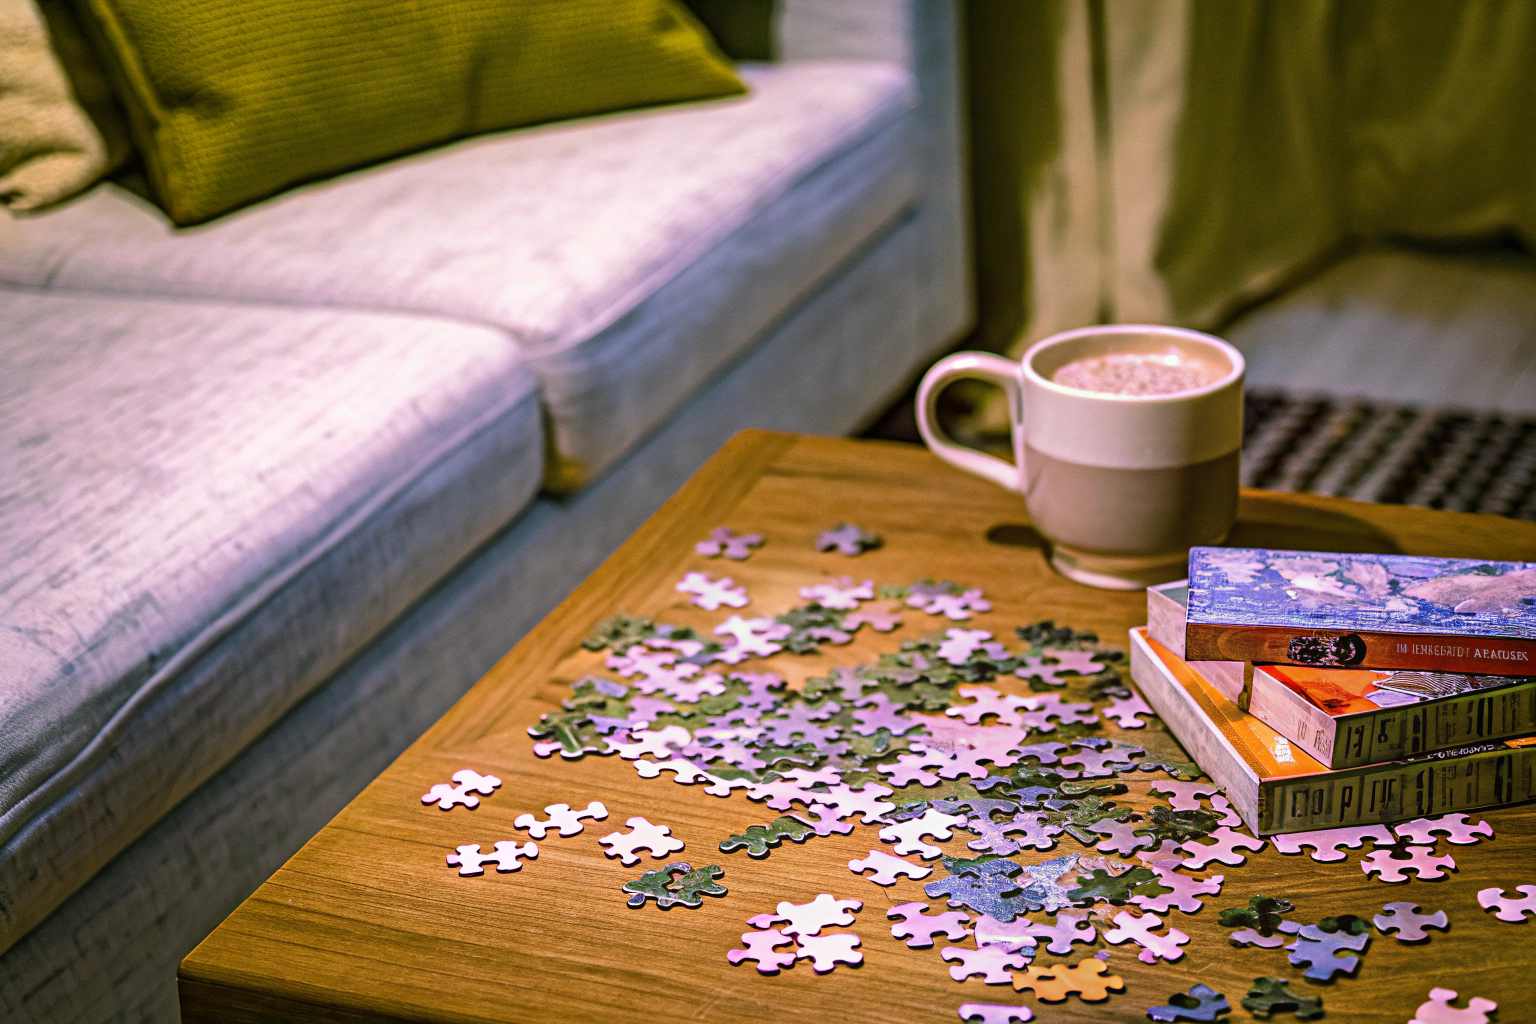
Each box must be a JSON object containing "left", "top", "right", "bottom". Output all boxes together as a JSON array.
[{"left": 915, "top": 324, "right": 1246, "bottom": 590}]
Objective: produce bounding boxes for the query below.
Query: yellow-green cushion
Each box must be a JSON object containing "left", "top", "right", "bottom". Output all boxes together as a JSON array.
[{"left": 73, "top": 0, "right": 745, "bottom": 225}]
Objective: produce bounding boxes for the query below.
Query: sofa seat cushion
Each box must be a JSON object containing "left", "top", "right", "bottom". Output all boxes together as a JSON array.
[
  {"left": 0, "top": 60, "right": 919, "bottom": 490},
  {"left": 0, "top": 288, "right": 543, "bottom": 950}
]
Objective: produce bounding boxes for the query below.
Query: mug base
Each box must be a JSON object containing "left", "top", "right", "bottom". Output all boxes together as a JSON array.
[{"left": 1049, "top": 544, "right": 1196, "bottom": 591}]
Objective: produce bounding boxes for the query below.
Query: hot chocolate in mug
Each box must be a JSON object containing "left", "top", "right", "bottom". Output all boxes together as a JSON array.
[{"left": 915, "top": 324, "right": 1245, "bottom": 589}]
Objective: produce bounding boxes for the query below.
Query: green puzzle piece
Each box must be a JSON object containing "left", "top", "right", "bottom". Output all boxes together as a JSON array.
[
  {"left": 1219, "top": 895, "right": 1296, "bottom": 936},
  {"left": 1134, "top": 806, "right": 1223, "bottom": 844},
  {"left": 719, "top": 816, "right": 813, "bottom": 857},
  {"left": 1241, "top": 978, "right": 1323, "bottom": 1020},
  {"left": 1066, "top": 866, "right": 1161, "bottom": 905},
  {"left": 621, "top": 863, "right": 727, "bottom": 910}
]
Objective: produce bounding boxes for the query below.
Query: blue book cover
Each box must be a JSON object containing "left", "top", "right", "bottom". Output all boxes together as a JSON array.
[{"left": 1184, "top": 547, "right": 1536, "bottom": 672}]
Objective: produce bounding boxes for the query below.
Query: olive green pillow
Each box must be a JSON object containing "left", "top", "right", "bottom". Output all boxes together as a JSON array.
[{"left": 72, "top": 0, "right": 745, "bottom": 225}]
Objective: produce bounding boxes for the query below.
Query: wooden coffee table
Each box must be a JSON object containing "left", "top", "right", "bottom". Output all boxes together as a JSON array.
[{"left": 180, "top": 431, "right": 1536, "bottom": 1023}]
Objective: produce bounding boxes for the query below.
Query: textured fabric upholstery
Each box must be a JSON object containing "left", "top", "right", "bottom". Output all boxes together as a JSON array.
[
  {"left": 0, "top": 288, "right": 544, "bottom": 951},
  {"left": 2, "top": 207, "right": 947, "bottom": 1024},
  {"left": 0, "top": 61, "right": 919, "bottom": 490}
]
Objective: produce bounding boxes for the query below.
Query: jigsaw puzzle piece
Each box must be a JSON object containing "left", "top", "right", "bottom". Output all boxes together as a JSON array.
[
  {"left": 1477, "top": 884, "right": 1536, "bottom": 922},
  {"left": 1179, "top": 827, "right": 1266, "bottom": 869},
  {"left": 753, "top": 893, "right": 862, "bottom": 938},
  {"left": 598, "top": 817, "right": 684, "bottom": 866},
  {"left": 727, "top": 929, "right": 798, "bottom": 974},
  {"left": 850, "top": 849, "right": 933, "bottom": 885},
  {"left": 957, "top": 1004, "right": 1034, "bottom": 1024},
  {"left": 1284, "top": 923, "right": 1369, "bottom": 981},
  {"left": 889, "top": 902, "right": 971, "bottom": 948},
  {"left": 446, "top": 841, "right": 537, "bottom": 876},
  {"left": 1373, "top": 901, "right": 1449, "bottom": 942},
  {"left": 514, "top": 801, "right": 608, "bottom": 838},
  {"left": 879, "top": 808, "right": 968, "bottom": 859},
  {"left": 1271, "top": 824, "right": 1395, "bottom": 862},
  {"left": 695, "top": 526, "right": 763, "bottom": 560},
  {"left": 796, "top": 932, "right": 863, "bottom": 972},
  {"left": 1146, "top": 983, "right": 1231, "bottom": 1022},
  {"left": 1241, "top": 978, "right": 1322, "bottom": 1020},
  {"left": 1011, "top": 959, "right": 1124, "bottom": 1002},
  {"left": 1409, "top": 987, "right": 1497, "bottom": 1024},
  {"left": 1394, "top": 813, "right": 1495, "bottom": 846},
  {"left": 942, "top": 945, "right": 1030, "bottom": 984},
  {"left": 421, "top": 769, "right": 501, "bottom": 810},
  {"left": 1360, "top": 846, "right": 1456, "bottom": 883},
  {"left": 719, "top": 816, "right": 814, "bottom": 858},
  {"left": 817, "top": 523, "right": 882, "bottom": 555},
  {"left": 1103, "top": 909, "right": 1189, "bottom": 963}
]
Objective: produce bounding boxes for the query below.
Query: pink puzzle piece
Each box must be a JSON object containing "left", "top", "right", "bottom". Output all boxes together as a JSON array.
[
  {"left": 751, "top": 894, "right": 863, "bottom": 938},
  {"left": 1103, "top": 909, "right": 1189, "bottom": 963},
  {"left": 1131, "top": 864, "right": 1223, "bottom": 914},
  {"left": 598, "top": 817, "right": 685, "bottom": 866},
  {"left": 1147, "top": 780, "right": 1220, "bottom": 812},
  {"left": 958, "top": 1004, "right": 1034, "bottom": 1024},
  {"left": 1361, "top": 846, "right": 1456, "bottom": 883},
  {"left": 1179, "top": 827, "right": 1266, "bottom": 869},
  {"left": 421, "top": 769, "right": 501, "bottom": 810},
  {"left": 1410, "top": 987, "right": 1497, "bottom": 1024},
  {"left": 1272, "top": 824, "right": 1396, "bottom": 862},
  {"left": 1477, "top": 885, "right": 1536, "bottom": 922},
  {"left": 972, "top": 914, "right": 1037, "bottom": 952},
  {"left": 727, "top": 929, "right": 798, "bottom": 974},
  {"left": 889, "top": 902, "right": 971, "bottom": 948},
  {"left": 1021, "top": 911, "right": 1097, "bottom": 955},
  {"left": 1394, "top": 813, "right": 1495, "bottom": 846},
  {"left": 878, "top": 809, "right": 968, "bottom": 859},
  {"left": 796, "top": 932, "right": 863, "bottom": 973},
  {"left": 446, "top": 841, "right": 537, "bottom": 876},
  {"left": 676, "top": 571, "right": 749, "bottom": 610},
  {"left": 850, "top": 850, "right": 933, "bottom": 886},
  {"left": 694, "top": 526, "right": 763, "bottom": 560},
  {"left": 1102, "top": 693, "right": 1154, "bottom": 729},
  {"left": 513, "top": 801, "right": 608, "bottom": 838},
  {"left": 942, "top": 944, "right": 1029, "bottom": 984}
]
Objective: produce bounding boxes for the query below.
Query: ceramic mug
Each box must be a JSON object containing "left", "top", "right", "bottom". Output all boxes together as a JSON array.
[{"left": 915, "top": 324, "right": 1245, "bottom": 589}]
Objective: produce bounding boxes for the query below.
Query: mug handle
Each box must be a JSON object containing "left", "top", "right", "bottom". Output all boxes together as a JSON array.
[{"left": 914, "top": 351, "right": 1023, "bottom": 492}]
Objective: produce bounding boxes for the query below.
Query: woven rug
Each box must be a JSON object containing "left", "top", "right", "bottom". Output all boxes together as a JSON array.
[{"left": 1243, "top": 390, "right": 1536, "bottom": 520}]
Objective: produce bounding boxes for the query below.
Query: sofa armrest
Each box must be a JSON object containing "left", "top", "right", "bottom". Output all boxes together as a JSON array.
[{"left": 778, "top": 0, "right": 913, "bottom": 65}]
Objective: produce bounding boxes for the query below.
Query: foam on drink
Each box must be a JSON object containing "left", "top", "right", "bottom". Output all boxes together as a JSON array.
[{"left": 1051, "top": 349, "right": 1215, "bottom": 396}]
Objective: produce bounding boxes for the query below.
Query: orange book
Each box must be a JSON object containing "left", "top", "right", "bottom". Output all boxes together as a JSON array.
[{"left": 1128, "top": 627, "right": 1536, "bottom": 835}]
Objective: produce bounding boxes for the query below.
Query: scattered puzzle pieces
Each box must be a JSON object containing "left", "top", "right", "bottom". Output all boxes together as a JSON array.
[
  {"left": 817, "top": 523, "right": 883, "bottom": 555},
  {"left": 696, "top": 527, "right": 763, "bottom": 560},
  {"left": 1103, "top": 909, "right": 1189, "bottom": 963},
  {"left": 1360, "top": 846, "right": 1456, "bottom": 883},
  {"left": 599, "top": 817, "right": 685, "bottom": 866},
  {"left": 889, "top": 902, "right": 971, "bottom": 948},
  {"left": 1179, "top": 827, "right": 1266, "bottom": 869},
  {"left": 446, "top": 841, "right": 537, "bottom": 876},
  {"left": 1373, "top": 902, "right": 1448, "bottom": 942},
  {"left": 1241, "top": 978, "right": 1322, "bottom": 1020},
  {"left": 421, "top": 769, "right": 501, "bottom": 810},
  {"left": 1012, "top": 959, "right": 1124, "bottom": 1002},
  {"left": 727, "top": 929, "right": 798, "bottom": 974},
  {"left": 851, "top": 850, "right": 933, "bottom": 885},
  {"left": 1147, "top": 983, "right": 1231, "bottom": 1022},
  {"left": 796, "top": 932, "right": 863, "bottom": 972},
  {"left": 720, "top": 816, "right": 814, "bottom": 858},
  {"left": 957, "top": 1003, "right": 1034, "bottom": 1024},
  {"left": 1394, "top": 813, "right": 1495, "bottom": 846},
  {"left": 1284, "top": 923, "right": 1369, "bottom": 981},
  {"left": 1271, "top": 824, "right": 1396, "bottom": 862},
  {"left": 1477, "top": 884, "right": 1536, "bottom": 922},
  {"left": 1409, "top": 987, "right": 1497, "bottom": 1024},
  {"left": 750, "top": 894, "right": 862, "bottom": 938},
  {"left": 514, "top": 801, "right": 608, "bottom": 838},
  {"left": 942, "top": 944, "right": 1030, "bottom": 984}
]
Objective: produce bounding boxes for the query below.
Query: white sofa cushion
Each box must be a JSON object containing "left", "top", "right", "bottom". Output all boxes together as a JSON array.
[
  {"left": 0, "top": 61, "right": 919, "bottom": 490},
  {"left": 0, "top": 288, "right": 543, "bottom": 950}
]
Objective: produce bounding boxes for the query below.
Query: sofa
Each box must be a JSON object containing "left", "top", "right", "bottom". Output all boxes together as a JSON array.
[{"left": 0, "top": 2, "right": 970, "bottom": 1019}]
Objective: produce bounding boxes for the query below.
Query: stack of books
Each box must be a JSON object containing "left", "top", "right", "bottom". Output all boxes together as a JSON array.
[{"left": 1131, "top": 546, "right": 1536, "bottom": 835}]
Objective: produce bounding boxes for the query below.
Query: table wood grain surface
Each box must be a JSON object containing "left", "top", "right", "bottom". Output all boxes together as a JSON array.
[{"left": 180, "top": 431, "right": 1536, "bottom": 1023}]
